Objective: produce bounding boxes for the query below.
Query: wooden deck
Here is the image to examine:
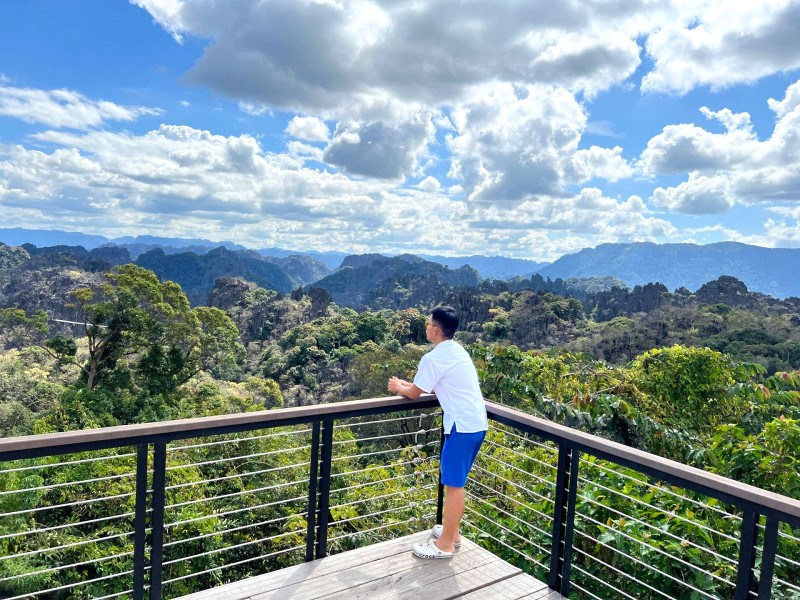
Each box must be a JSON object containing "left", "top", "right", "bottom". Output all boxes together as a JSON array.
[{"left": 176, "top": 531, "right": 562, "bottom": 600}]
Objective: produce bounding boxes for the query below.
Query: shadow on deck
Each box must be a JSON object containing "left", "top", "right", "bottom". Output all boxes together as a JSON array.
[{"left": 176, "top": 531, "right": 561, "bottom": 600}]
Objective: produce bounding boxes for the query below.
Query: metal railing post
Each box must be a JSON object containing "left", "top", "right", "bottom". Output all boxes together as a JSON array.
[
  {"left": 132, "top": 444, "right": 149, "bottom": 600},
  {"left": 549, "top": 443, "right": 579, "bottom": 596},
  {"left": 149, "top": 441, "right": 167, "bottom": 600},
  {"left": 436, "top": 421, "right": 445, "bottom": 524},
  {"left": 305, "top": 420, "right": 321, "bottom": 562},
  {"left": 758, "top": 516, "right": 780, "bottom": 600},
  {"left": 735, "top": 510, "right": 760, "bottom": 600},
  {"left": 316, "top": 417, "right": 334, "bottom": 559}
]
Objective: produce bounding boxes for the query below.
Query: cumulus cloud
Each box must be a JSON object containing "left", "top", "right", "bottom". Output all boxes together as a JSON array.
[
  {"left": 0, "top": 85, "right": 162, "bottom": 129},
  {"left": 639, "top": 107, "right": 756, "bottom": 175},
  {"left": 0, "top": 116, "right": 684, "bottom": 259},
  {"left": 652, "top": 173, "right": 735, "bottom": 214},
  {"left": 470, "top": 188, "right": 676, "bottom": 239},
  {"left": 642, "top": 2, "right": 800, "bottom": 94},
  {"left": 134, "top": 0, "right": 647, "bottom": 114},
  {"left": 285, "top": 116, "right": 330, "bottom": 142},
  {"left": 418, "top": 176, "right": 441, "bottom": 193},
  {"left": 323, "top": 112, "right": 434, "bottom": 179},
  {"left": 447, "top": 83, "right": 591, "bottom": 202},
  {"left": 567, "top": 146, "right": 633, "bottom": 183},
  {"left": 641, "top": 79, "right": 800, "bottom": 212}
]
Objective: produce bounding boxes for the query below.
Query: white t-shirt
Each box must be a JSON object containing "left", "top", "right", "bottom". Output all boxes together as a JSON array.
[{"left": 413, "top": 339, "right": 488, "bottom": 433}]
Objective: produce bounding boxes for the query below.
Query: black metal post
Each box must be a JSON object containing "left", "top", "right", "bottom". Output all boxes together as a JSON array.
[
  {"left": 436, "top": 421, "right": 445, "bottom": 525},
  {"left": 735, "top": 510, "right": 760, "bottom": 600},
  {"left": 305, "top": 420, "right": 321, "bottom": 562},
  {"left": 758, "top": 516, "right": 780, "bottom": 600},
  {"left": 149, "top": 441, "right": 167, "bottom": 600},
  {"left": 549, "top": 443, "right": 579, "bottom": 595},
  {"left": 560, "top": 449, "right": 580, "bottom": 597},
  {"left": 316, "top": 417, "right": 334, "bottom": 559},
  {"left": 132, "top": 445, "right": 149, "bottom": 600}
]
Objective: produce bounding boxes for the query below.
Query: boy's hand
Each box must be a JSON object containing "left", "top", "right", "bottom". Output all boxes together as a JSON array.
[
  {"left": 388, "top": 376, "right": 424, "bottom": 399},
  {"left": 387, "top": 376, "right": 406, "bottom": 394}
]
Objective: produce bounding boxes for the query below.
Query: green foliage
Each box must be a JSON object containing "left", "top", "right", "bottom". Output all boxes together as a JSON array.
[
  {"left": 0, "top": 308, "right": 48, "bottom": 349},
  {"left": 630, "top": 345, "right": 739, "bottom": 431}
]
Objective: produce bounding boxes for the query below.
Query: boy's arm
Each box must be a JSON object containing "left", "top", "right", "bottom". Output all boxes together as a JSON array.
[{"left": 388, "top": 376, "right": 426, "bottom": 399}]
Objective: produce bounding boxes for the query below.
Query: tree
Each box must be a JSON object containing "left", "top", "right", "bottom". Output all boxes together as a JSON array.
[
  {"left": 0, "top": 308, "right": 48, "bottom": 349},
  {"left": 66, "top": 264, "right": 241, "bottom": 393}
]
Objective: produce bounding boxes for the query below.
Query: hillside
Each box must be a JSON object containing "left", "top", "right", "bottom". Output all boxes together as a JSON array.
[
  {"left": 313, "top": 254, "right": 482, "bottom": 308},
  {"left": 537, "top": 242, "right": 800, "bottom": 298},
  {"left": 420, "top": 254, "right": 546, "bottom": 280},
  {"left": 136, "top": 247, "right": 295, "bottom": 305}
]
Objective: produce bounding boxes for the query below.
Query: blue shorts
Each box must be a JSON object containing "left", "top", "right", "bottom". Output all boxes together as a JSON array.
[{"left": 440, "top": 424, "right": 486, "bottom": 488}]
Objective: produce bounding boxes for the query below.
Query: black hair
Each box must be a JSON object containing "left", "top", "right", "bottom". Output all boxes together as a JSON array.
[{"left": 431, "top": 306, "right": 458, "bottom": 339}]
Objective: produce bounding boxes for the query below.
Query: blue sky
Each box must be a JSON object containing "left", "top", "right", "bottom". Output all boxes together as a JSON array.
[{"left": 1, "top": 0, "right": 800, "bottom": 261}]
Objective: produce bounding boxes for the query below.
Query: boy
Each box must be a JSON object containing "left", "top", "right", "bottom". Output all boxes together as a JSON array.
[{"left": 388, "top": 306, "right": 488, "bottom": 559}]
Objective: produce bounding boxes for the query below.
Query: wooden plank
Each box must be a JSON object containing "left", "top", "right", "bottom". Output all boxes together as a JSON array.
[
  {"left": 458, "top": 572, "right": 550, "bottom": 599},
  {"left": 178, "top": 532, "right": 430, "bottom": 600},
  {"left": 316, "top": 546, "right": 506, "bottom": 600},
  {"left": 395, "top": 557, "right": 521, "bottom": 599},
  {"left": 518, "top": 587, "right": 566, "bottom": 600},
  {"left": 176, "top": 533, "right": 556, "bottom": 600}
]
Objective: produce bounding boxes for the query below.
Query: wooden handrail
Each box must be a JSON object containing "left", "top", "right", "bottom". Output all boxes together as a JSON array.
[{"left": 0, "top": 395, "right": 438, "bottom": 454}]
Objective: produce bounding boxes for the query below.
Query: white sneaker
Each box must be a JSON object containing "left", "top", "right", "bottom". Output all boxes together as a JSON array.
[
  {"left": 432, "top": 524, "right": 462, "bottom": 548},
  {"left": 412, "top": 539, "right": 454, "bottom": 559}
]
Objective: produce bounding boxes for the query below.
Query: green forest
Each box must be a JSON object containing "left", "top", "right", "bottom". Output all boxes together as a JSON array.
[{"left": 0, "top": 257, "right": 799, "bottom": 599}]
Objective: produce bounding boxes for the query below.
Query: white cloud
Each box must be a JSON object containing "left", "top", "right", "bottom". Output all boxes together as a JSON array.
[
  {"left": 285, "top": 116, "right": 330, "bottom": 142},
  {"left": 132, "top": 0, "right": 188, "bottom": 43},
  {"left": 470, "top": 188, "right": 676, "bottom": 239},
  {"left": 640, "top": 79, "right": 800, "bottom": 211},
  {"left": 447, "top": 83, "right": 590, "bottom": 202},
  {"left": 323, "top": 112, "right": 434, "bottom": 179},
  {"left": 639, "top": 107, "right": 756, "bottom": 175},
  {"left": 568, "top": 146, "right": 633, "bottom": 183},
  {"left": 0, "top": 85, "right": 162, "bottom": 129},
  {"left": 418, "top": 176, "right": 441, "bottom": 193},
  {"left": 652, "top": 173, "right": 735, "bottom": 214},
  {"left": 642, "top": 1, "right": 800, "bottom": 94},
  {"left": 238, "top": 102, "right": 270, "bottom": 116},
  {"left": 0, "top": 119, "right": 684, "bottom": 260},
  {"left": 134, "top": 0, "right": 648, "bottom": 115},
  {"left": 179, "top": 100, "right": 191, "bottom": 107}
]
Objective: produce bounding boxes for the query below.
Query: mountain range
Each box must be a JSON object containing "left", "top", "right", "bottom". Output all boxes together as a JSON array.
[
  {"left": 2, "top": 229, "right": 799, "bottom": 299},
  {"left": 538, "top": 242, "right": 800, "bottom": 299},
  {"left": 0, "top": 228, "right": 543, "bottom": 281}
]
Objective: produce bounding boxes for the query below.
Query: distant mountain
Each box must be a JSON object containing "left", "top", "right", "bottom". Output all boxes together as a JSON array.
[
  {"left": 111, "top": 235, "right": 246, "bottom": 250},
  {"left": 259, "top": 248, "right": 348, "bottom": 270},
  {"left": 0, "top": 228, "right": 249, "bottom": 255},
  {"left": 136, "top": 247, "right": 295, "bottom": 305},
  {"left": 420, "top": 254, "right": 546, "bottom": 280},
  {"left": 0, "top": 228, "right": 109, "bottom": 249},
  {"left": 313, "top": 254, "right": 482, "bottom": 308},
  {"left": 536, "top": 242, "right": 800, "bottom": 298},
  {"left": 260, "top": 255, "right": 331, "bottom": 286},
  {"left": 21, "top": 244, "right": 132, "bottom": 270}
]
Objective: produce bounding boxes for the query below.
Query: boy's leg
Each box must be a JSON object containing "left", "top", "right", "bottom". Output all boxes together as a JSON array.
[{"left": 433, "top": 485, "right": 463, "bottom": 552}]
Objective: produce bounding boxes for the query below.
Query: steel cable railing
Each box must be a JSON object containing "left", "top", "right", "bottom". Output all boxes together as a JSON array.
[
  {"left": 0, "top": 447, "right": 140, "bottom": 599},
  {"left": 323, "top": 411, "right": 441, "bottom": 555},
  {"left": 157, "top": 424, "right": 315, "bottom": 597},
  {"left": 482, "top": 401, "right": 800, "bottom": 599}
]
